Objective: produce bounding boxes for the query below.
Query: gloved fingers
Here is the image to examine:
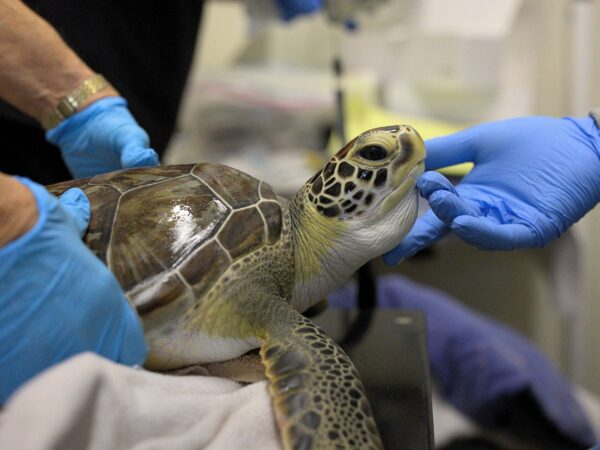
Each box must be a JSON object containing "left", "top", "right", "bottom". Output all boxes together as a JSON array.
[
  {"left": 417, "top": 171, "right": 457, "bottom": 197},
  {"left": 120, "top": 145, "right": 160, "bottom": 170},
  {"left": 417, "top": 171, "right": 479, "bottom": 221},
  {"left": 276, "top": 0, "right": 323, "bottom": 20},
  {"left": 58, "top": 188, "right": 91, "bottom": 237},
  {"left": 451, "top": 215, "right": 537, "bottom": 251},
  {"left": 424, "top": 127, "right": 478, "bottom": 171},
  {"left": 47, "top": 96, "right": 157, "bottom": 176},
  {"left": 82, "top": 271, "right": 148, "bottom": 366},
  {"left": 112, "top": 118, "right": 159, "bottom": 169},
  {"left": 115, "top": 306, "right": 148, "bottom": 366},
  {"left": 427, "top": 189, "right": 480, "bottom": 224},
  {"left": 383, "top": 209, "right": 449, "bottom": 265}
]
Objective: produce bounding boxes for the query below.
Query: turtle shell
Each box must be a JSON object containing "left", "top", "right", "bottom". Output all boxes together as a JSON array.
[{"left": 48, "top": 163, "right": 283, "bottom": 315}]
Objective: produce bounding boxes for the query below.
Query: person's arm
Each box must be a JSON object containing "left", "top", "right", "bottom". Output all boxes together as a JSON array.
[
  {"left": 0, "top": 174, "right": 148, "bottom": 403},
  {"left": 0, "top": 0, "right": 117, "bottom": 123},
  {"left": 0, "top": 0, "right": 158, "bottom": 178},
  {"left": 0, "top": 174, "right": 37, "bottom": 247},
  {"left": 385, "top": 115, "right": 600, "bottom": 264}
]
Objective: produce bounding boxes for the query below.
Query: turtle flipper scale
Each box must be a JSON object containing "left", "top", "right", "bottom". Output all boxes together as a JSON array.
[{"left": 260, "top": 307, "right": 382, "bottom": 450}]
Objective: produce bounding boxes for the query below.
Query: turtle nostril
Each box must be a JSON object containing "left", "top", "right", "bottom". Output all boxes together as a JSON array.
[{"left": 374, "top": 169, "right": 387, "bottom": 188}]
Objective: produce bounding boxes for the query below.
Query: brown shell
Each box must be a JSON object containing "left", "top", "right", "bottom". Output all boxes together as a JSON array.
[{"left": 47, "top": 163, "right": 282, "bottom": 313}]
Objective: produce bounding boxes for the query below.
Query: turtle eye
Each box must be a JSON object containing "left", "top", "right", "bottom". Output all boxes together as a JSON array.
[{"left": 357, "top": 145, "right": 388, "bottom": 161}]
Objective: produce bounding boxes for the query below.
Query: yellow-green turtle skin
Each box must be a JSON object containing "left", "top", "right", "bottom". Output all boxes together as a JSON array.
[{"left": 47, "top": 124, "right": 426, "bottom": 450}]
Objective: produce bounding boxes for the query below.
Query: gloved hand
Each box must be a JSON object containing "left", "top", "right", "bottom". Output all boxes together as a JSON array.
[
  {"left": 322, "top": 0, "right": 387, "bottom": 25},
  {"left": 275, "top": 0, "right": 386, "bottom": 23},
  {"left": 276, "top": 0, "right": 323, "bottom": 21},
  {"left": 46, "top": 96, "right": 159, "bottom": 178},
  {"left": 385, "top": 116, "right": 600, "bottom": 264},
  {"left": 0, "top": 177, "right": 147, "bottom": 403}
]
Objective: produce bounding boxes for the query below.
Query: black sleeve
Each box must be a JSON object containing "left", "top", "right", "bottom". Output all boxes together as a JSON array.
[{"left": 0, "top": 0, "right": 204, "bottom": 184}]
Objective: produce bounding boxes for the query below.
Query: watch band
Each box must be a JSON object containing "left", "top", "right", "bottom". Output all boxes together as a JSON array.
[{"left": 41, "top": 74, "right": 110, "bottom": 130}]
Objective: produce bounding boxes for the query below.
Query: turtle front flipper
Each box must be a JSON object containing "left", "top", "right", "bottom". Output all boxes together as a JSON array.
[{"left": 259, "top": 305, "right": 382, "bottom": 450}]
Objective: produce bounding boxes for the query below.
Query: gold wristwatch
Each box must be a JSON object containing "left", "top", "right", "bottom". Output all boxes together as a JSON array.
[{"left": 41, "top": 74, "right": 110, "bottom": 130}]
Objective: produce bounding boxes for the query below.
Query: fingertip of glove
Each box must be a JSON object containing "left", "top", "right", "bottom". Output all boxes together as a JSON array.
[
  {"left": 385, "top": 211, "right": 451, "bottom": 264},
  {"left": 428, "top": 190, "right": 481, "bottom": 225},
  {"left": 383, "top": 234, "right": 432, "bottom": 265},
  {"left": 417, "top": 171, "right": 455, "bottom": 197},
  {"left": 121, "top": 147, "right": 159, "bottom": 169},
  {"left": 146, "top": 149, "right": 160, "bottom": 165},
  {"left": 59, "top": 187, "right": 89, "bottom": 206},
  {"left": 383, "top": 232, "right": 428, "bottom": 265},
  {"left": 120, "top": 341, "right": 148, "bottom": 367},
  {"left": 452, "top": 215, "right": 507, "bottom": 240},
  {"left": 383, "top": 250, "right": 406, "bottom": 266},
  {"left": 450, "top": 215, "right": 488, "bottom": 240},
  {"left": 119, "top": 311, "right": 148, "bottom": 366},
  {"left": 428, "top": 189, "right": 452, "bottom": 205},
  {"left": 59, "top": 188, "right": 91, "bottom": 236},
  {"left": 450, "top": 215, "right": 478, "bottom": 237},
  {"left": 451, "top": 214, "right": 473, "bottom": 227}
]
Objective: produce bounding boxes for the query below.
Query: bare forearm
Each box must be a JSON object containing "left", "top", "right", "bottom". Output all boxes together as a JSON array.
[
  {"left": 0, "top": 0, "right": 117, "bottom": 123},
  {"left": 0, "top": 173, "right": 37, "bottom": 247}
]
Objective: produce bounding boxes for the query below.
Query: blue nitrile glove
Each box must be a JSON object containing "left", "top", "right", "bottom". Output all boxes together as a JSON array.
[
  {"left": 0, "top": 177, "right": 147, "bottom": 403},
  {"left": 46, "top": 96, "right": 159, "bottom": 178},
  {"left": 275, "top": 0, "right": 323, "bottom": 21},
  {"left": 385, "top": 116, "right": 600, "bottom": 264}
]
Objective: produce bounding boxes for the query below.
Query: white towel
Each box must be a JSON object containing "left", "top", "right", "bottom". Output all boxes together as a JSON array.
[
  {"left": 4, "top": 353, "right": 600, "bottom": 449},
  {"left": 0, "top": 353, "right": 281, "bottom": 450}
]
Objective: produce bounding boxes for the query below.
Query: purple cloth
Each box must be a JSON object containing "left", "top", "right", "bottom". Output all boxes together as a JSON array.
[{"left": 328, "top": 274, "right": 596, "bottom": 447}]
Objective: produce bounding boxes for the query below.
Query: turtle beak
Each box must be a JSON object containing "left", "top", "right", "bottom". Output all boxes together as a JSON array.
[
  {"left": 391, "top": 125, "right": 426, "bottom": 186},
  {"left": 379, "top": 127, "right": 425, "bottom": 215}
]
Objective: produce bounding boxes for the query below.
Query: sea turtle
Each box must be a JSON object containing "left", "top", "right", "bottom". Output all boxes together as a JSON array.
[{"left": 48, "top": 124, "right": 425, "bottom": 450}]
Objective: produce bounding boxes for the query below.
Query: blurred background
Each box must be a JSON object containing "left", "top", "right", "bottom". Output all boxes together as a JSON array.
[{"left": 163, "top": 0, "right": 600, "bottom": 406}]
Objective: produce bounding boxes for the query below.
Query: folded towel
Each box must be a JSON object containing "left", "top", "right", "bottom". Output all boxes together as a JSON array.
[
  {"left": 328, "top": 274, "right": 596, "bottom": 448},
  {"left": 0, "top": 353, "right": 281, "bottom": 450}
]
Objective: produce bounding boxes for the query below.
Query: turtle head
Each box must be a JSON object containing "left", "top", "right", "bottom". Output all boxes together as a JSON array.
[
  {"left": 306, "top": 124, "right": 425, "bottom": 247},
  {"left": 290, "top": 125, "right": 425, "bottom": 309}
]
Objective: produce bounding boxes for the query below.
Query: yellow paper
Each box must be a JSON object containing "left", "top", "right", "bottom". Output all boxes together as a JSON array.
[{"left": 331, "top": 94, "right": 473, "bottom": 177}]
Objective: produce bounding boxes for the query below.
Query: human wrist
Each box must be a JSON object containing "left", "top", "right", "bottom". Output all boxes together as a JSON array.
[
  {"left": 45, "top": 75, "right": 119, "bottom": 116},
  {"left": 0, "top": 174, "right": 38, "bottom": 248},
  {"left": 41, "top": 74, "right": 119, "bottom": 130},
  {"left": 46, "top": 96, "right": 130, "bottom": 145},
  {"left": 0, "top": 1, "right": 118, "bottom": 125}
]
